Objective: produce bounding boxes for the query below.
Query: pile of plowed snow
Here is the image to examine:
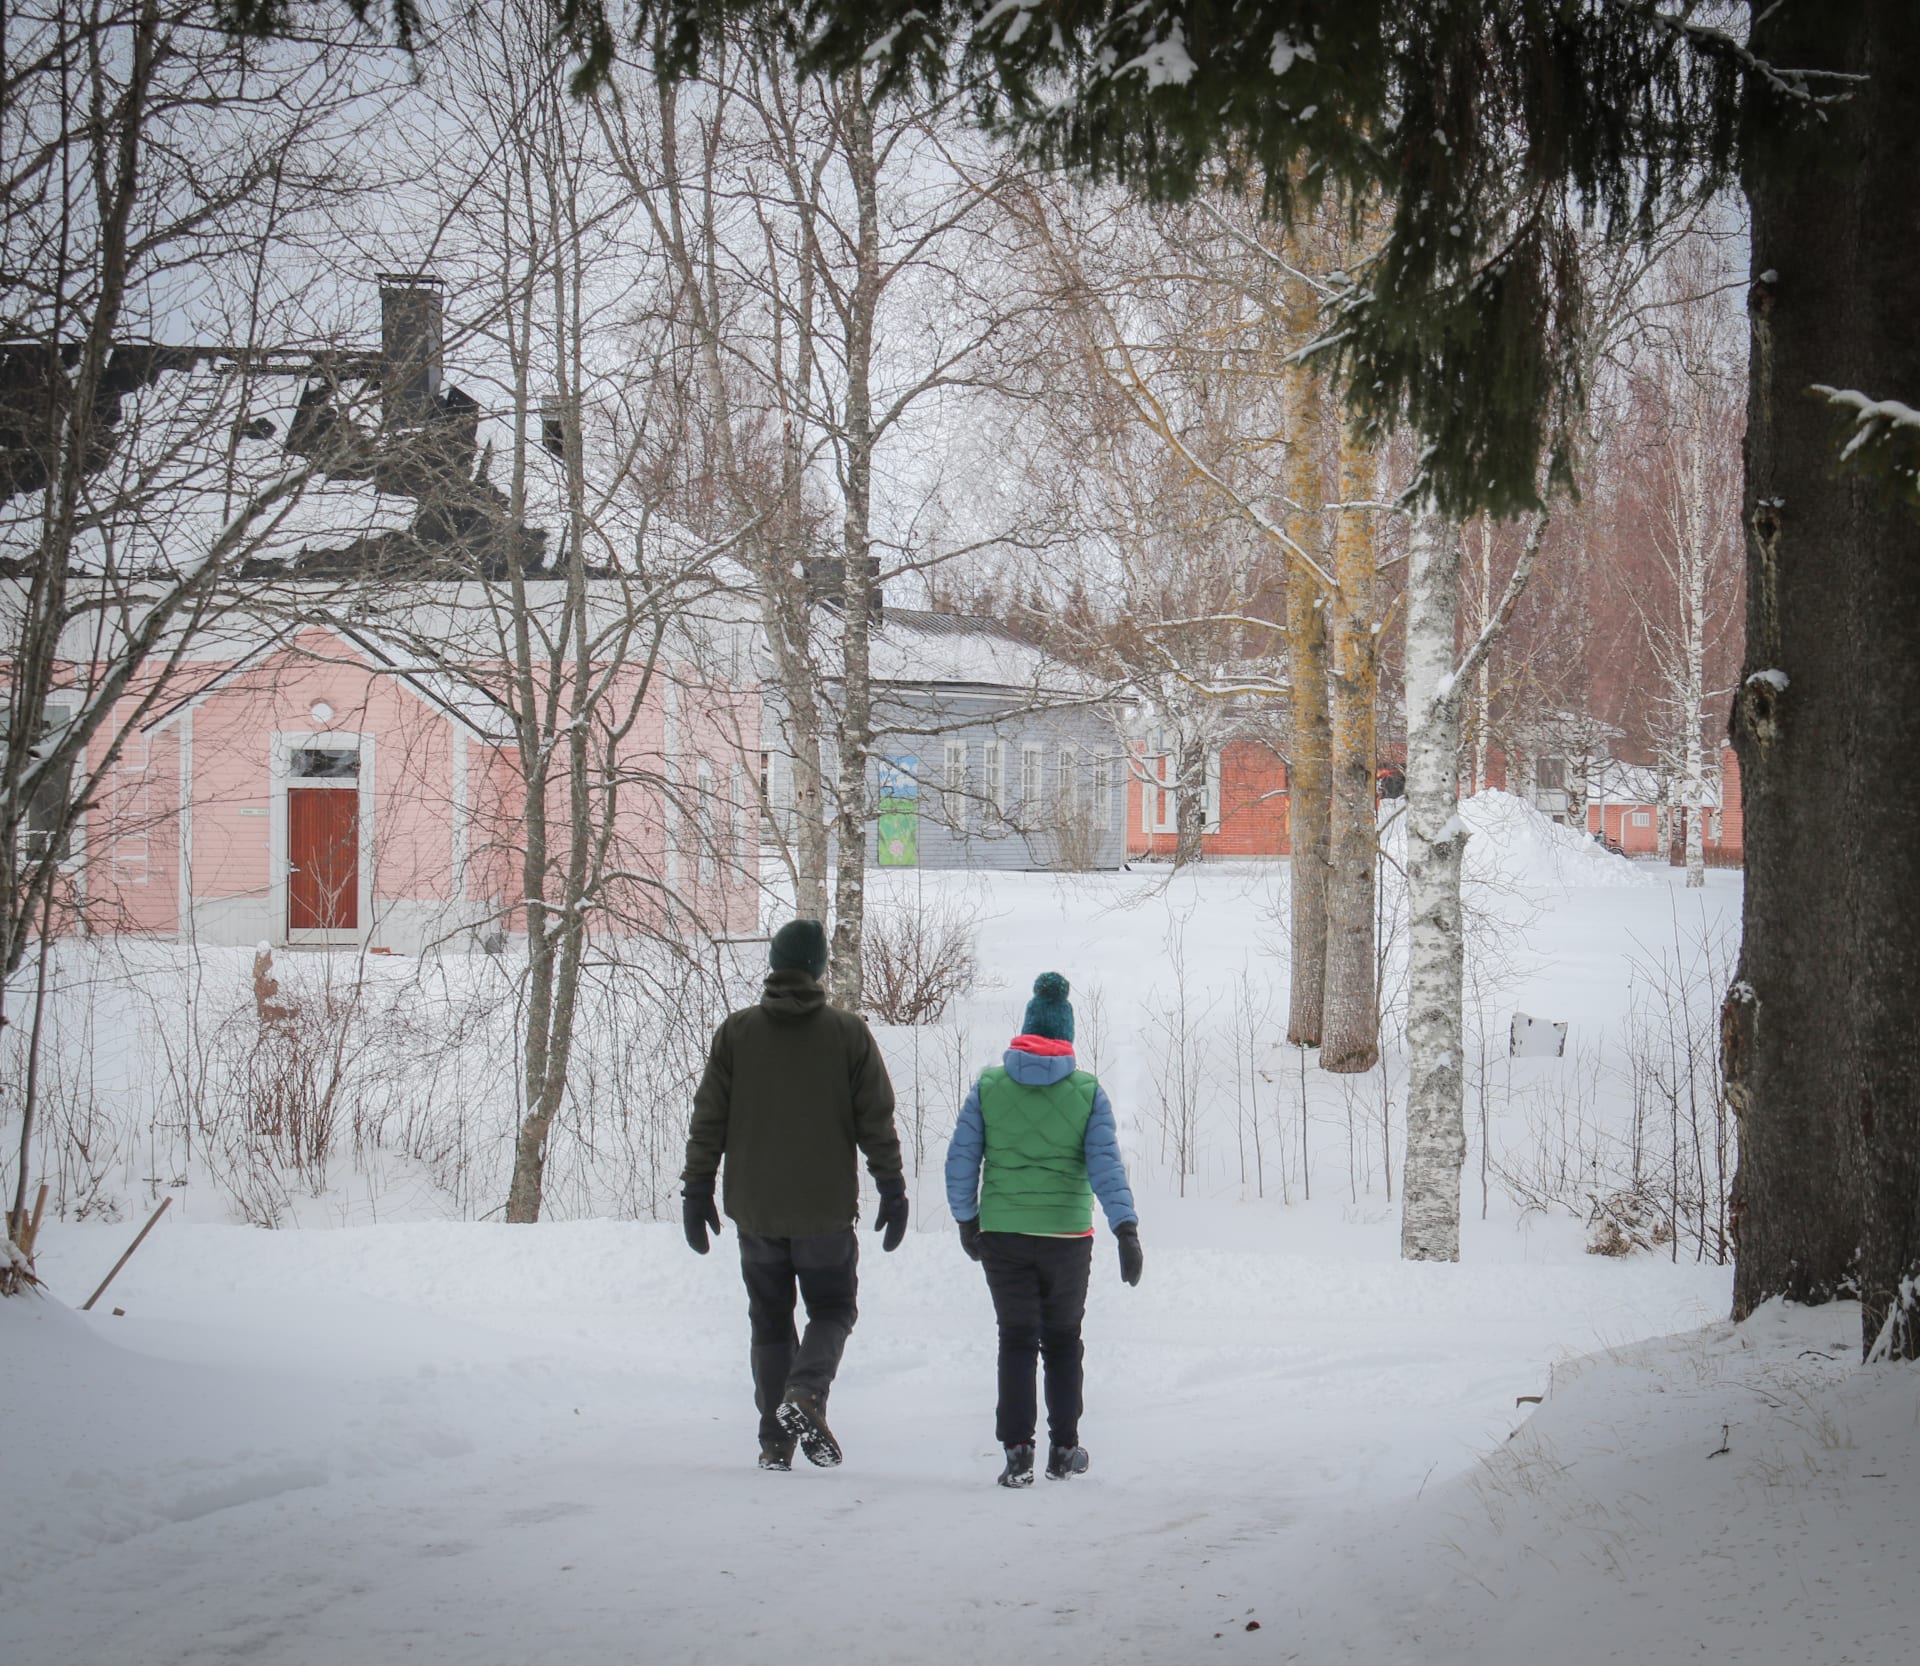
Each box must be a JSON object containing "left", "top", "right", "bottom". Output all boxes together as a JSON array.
[
  {"left": 1457, "top": 789, "right": 1649, "bottom": 892},
  {"left": 1381, "top": 789, "right": 1647, "bottom": 895}
]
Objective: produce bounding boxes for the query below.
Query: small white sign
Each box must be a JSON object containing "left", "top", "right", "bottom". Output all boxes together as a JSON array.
[
  {"left": 1509, "top": 1012, "right": 1568, "bottom": 1059},
  {"left": 236, "top": 807, "right": 269, "bottom": 818}
]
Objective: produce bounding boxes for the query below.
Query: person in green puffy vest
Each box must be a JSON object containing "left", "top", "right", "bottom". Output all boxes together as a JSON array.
[{"left": 945, "top": 972, "right": 1142, "bottom": 1487}]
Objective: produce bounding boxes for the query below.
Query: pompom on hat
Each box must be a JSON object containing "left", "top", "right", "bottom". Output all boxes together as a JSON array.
[{"left": 1021, "top": 972, "right": 1074, "bottom": 1043}]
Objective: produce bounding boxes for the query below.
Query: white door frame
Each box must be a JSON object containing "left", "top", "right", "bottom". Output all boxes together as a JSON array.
[{"left": 271, "top": 730, "right": 374, "bottom": 946}]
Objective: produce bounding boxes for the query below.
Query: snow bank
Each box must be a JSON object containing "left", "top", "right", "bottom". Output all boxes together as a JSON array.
[
  {"left": 1288, "top": 1299, "right": 1918, "bottom": 1664},
  {"left": 1457, "top": 789, "right": 1650, "bottom": 893}
]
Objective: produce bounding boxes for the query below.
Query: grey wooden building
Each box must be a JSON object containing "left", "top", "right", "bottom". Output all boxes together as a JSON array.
[{"left": 762, "top": 607, "right": 1131, "bottom": 872}]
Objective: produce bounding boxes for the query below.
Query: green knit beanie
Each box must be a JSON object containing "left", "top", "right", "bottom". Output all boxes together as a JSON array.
[
  {"left": 1021, "top": 972, "right": 1074, "bottom": 1042},
  {"left": 770, "top": 918, "right": 829, "bottom": 978}
]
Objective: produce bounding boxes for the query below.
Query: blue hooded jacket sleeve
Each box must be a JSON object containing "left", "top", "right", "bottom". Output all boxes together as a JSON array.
[
  {"left": 1083, "top": 1085, "right": 1138, "bottom": 1228},
  {"left": 944, "top": 1077, "right": 986, "bottom": 1222}
]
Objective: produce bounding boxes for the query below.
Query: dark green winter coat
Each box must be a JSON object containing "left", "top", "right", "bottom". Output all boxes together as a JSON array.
[{"left": 682, "top": 969, "right": 903, "bottom": 1238}]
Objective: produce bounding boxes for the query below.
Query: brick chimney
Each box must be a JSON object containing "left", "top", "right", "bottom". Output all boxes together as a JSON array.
[{"left": 377, "top": 273, "right": 444, "bottom": 430}]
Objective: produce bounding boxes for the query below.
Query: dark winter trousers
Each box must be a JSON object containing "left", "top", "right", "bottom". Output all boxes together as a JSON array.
[
  {"left": 979, "top": 1232, "right": 1093, "bottom": 1449},
  {"left": 738, "top": 1228, "right": 859, "bottom": 1444}
]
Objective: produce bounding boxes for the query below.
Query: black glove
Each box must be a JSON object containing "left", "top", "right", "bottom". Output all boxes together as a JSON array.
[
  {"left": 682, "top": 1184, "right": 721, "bottom": 1255},
  {"left": 957, "top": 1217, "right": 984, "bottom": 1262},
  {"left": 873, "top": 1176, "right": 909, "bottom": 1252},
  {"left": 1115, "top": 1221, "right": 1143, "bottom": 1287}
]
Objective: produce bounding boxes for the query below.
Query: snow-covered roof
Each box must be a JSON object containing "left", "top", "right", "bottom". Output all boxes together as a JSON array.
[
  {"left": 0, "top": 361, "right": 417, "bottom": 576},
  {"left": 821, "top": 605, "right": 1090, "bottom": 697}
]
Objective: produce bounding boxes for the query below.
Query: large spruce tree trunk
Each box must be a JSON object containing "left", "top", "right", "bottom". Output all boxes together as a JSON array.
[
  {"left": 1320, "top": 434, "right": 1381, "bottom": 1074},
  {"left": 1400, "top": 509, "right": 1468, "bottom": 1260},
  {"left": 1732, "top": 0, "right": 1920, "bottom": 1355}
]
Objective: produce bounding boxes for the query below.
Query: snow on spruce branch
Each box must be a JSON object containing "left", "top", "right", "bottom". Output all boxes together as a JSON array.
[{"left": 1813, "top": 385, "right": 1920, "bottom": 503}]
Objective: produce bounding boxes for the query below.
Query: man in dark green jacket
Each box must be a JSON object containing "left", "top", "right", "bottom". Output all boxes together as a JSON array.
[{"left": 682, "top": 918, "right": 907, "bottom": 1471}]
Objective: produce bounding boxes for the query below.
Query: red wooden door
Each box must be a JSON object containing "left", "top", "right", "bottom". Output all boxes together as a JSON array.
[{"left": 288, "top": 788, "right": 358, "bottom": 930}]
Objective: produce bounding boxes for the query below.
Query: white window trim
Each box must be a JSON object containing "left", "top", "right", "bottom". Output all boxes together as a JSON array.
[
  {"left": 943, "top": 739, "right": 968, "bottom": 828},
  {"left": 983, "top": 739, "right": 1006, "bottom": 814},
  {"left": 697, "top": 757, "right": 717, "bottom": 884},
  {"left": 1149, "top": 754, "right": 1177, "bottom": 834},
  {"left": 1020, "top": 743, "right": 1044, "bottom": 808},
  {"left": 1204, "top": 749, "right": 1222, "bottom": 834},
  {"left": 18, "top": 694, "right": 86, "bottom": 873}
]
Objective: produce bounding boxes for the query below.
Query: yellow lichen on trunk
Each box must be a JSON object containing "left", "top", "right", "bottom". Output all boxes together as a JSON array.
[
  {"left": 1283, "top": 357, "right": 1332, "bottom": 1048},
  {"left": 1321, "top": 427, "right": 1381, "bottom": 1074}
]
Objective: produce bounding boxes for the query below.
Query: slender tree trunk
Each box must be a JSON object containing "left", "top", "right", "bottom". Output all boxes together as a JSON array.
[
  {"left": 1732, "top": 0, "right": 1920, "bottom": 1357},
  {"left": 1400, "top": 508, "right": 1469, "bottom": 1260},
  {"left": 828, "top": 82, "right": 879, "bottom": 1011},
  {"left": 1174, "top": 729, "right": 1209, "bottom": 866},
  {"left": 1321, "top": 432, "right": 1381, "bottom": 1074},
  {"left": 1679, "top": 416, "right": 1711, "bottom": 889},
  {"left": 1468, "top": 519, "right": 1492, "bottom": 794},
  {"left": 1284, "top": 371, "right": 1331, "bottom": 1046}
]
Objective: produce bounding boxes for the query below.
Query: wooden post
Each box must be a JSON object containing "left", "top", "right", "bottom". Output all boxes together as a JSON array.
[{"left": 81, "top": 1195, "right": 172, "bottom": 1312}]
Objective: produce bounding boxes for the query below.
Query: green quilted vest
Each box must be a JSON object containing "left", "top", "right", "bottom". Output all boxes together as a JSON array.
[{"left": 977, "top": 1066, "right": 1099, "bottom": 1234}]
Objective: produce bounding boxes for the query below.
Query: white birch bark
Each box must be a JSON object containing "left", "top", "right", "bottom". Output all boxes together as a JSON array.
[
  {"left": 1400, "top": 506, "right": 1470, "bottom": 1261},
  {"left": 1679, "top": 419, "right": 1711, "bottom": 889},
  {"left": 1398, "top": 506, "right": 1548, "bottom": 1260}
]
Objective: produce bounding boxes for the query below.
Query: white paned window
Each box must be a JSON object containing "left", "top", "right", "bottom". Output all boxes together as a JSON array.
[
  {"left": 1058, "top": 746, "right": 1079, "bottom": 814},
  {"left": 983, "top": 740, "right": 1005, "bottom": 812},
  {"left": 1092, "top": 754, "right": 1111, "bottom": 829},
  {"left": 697, "top": 759, "right": 716, "bottom": 883},
  {"left": 22, "top": 698, "right": 78, "bottom": 862},
  {"left": 1021, "top": 744, "right": 1043, "bottom": 808},
  {"left": 943, "top": 739, "right": 968, "bottom": 826},
  {"left": 1147, "top": 754, "right": 1177, "bottom": 834}
]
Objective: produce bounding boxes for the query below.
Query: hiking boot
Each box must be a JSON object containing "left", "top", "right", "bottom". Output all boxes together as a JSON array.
[
  {"left": 776, "top": 1390, "right": 842, "bottom": 1468},
  {"left": 758, "top": 1436, "right": 795, "bottom": 1471},
  {"left": 1046, "top": 1444, "right": 1090, "bottom": 1480},
  {"left": 997, "top": 1443, "right": 1036, "bottom": 1488}
]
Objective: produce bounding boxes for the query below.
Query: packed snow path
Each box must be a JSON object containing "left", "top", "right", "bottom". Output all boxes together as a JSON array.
[{"left": 6, "top": 1208, "right": 1727, "bottom": 1665}]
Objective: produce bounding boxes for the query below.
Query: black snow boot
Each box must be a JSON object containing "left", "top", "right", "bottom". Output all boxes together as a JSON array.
[
  {"left": 1046, "top": 1444, "right": 1090, "bottom": 1480},
  {"left": 776, "top": 1390, "right": 842, "bottom": 1468},
  {"left": 997, "top": 1443, "right": 1036, "bottom": 1488},
  {"left": 758, "top": 1436, "right": 796, "bottom": 1471}
]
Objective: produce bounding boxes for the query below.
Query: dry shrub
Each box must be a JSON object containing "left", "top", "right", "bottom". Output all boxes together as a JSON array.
[
  {"left": 1586, "top": 1184, "right": 1674, "bottom": 1257},
  {"left": 862, "top": 891, "right": 979, "bottom": 1025}
]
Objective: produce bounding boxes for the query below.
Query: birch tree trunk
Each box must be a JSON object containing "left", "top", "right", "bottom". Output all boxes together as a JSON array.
[
  {"left": 1399, "top": 508, "right": 1469, "bottom": 1260},
  {"left": 1679, "top": 419, "right": 1711, "bottom": 889},
  {"left": 1320, "top": 432, "right": 1381, "bottom": 1074},
  {"left": 1174, "top": 729, "right": 1209, "bottom": 867},
  {"left": 1470, "top": 520, "right": 1492, "bottom": 794},
  {"left": 827, "top": 82, "right": 880, "bottom": 1011},
  {"left": 626, "top": 76, "right": 835, "bottom": 921}
]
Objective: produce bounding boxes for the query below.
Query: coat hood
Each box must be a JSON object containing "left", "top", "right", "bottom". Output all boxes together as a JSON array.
[
  {"left": 1002, "top": 1044, "right": 1077, "bottom": 1087},
  {"left": 760, "top": 967, "right": 827, "bottom": 1020}
]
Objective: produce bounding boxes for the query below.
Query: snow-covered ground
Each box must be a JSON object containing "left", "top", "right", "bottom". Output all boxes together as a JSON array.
[{"left": 5, "top": 805, "right": 1912, "bottom": 1664}]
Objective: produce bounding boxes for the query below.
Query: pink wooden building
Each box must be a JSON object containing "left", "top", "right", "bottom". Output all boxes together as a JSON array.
[{"left": 60, "top": 597, "right": 760, "bottom": 954}]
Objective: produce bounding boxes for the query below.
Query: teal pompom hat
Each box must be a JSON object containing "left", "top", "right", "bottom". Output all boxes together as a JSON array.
[{"left": 1021, "top": 972, "right": 1074, "bottom": 1042}]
